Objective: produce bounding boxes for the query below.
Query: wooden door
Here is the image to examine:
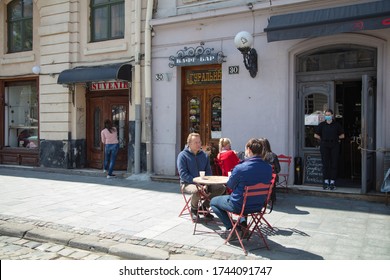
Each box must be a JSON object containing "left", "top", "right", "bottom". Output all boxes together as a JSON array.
[
  {"left": 181, "top": 89, "right": 221, "bottom": 149},
  {"left": 86, "top": 95, "right": 128, "bottom": 170}
]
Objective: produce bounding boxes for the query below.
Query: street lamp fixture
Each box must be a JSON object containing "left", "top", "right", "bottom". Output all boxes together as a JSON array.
[{"left": 234, "top": 31, "right": 258, "bottom": 78}]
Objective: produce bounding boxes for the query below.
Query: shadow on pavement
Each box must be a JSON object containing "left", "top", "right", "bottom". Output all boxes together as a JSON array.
[{"left": 0, "top": 167, "right": 180, "bottom": 194}]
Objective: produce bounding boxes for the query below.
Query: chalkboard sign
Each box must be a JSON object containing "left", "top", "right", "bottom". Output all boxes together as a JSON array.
[{"left": 304, "top": 154, "right": 323, "bottom": 184}]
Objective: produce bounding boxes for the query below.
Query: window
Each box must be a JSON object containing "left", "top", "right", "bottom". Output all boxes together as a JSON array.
[
  {"left": 304, "top": 93, "right": 328, "bottom": 148},
  {"left": 5, "top": 81, "right": 38, "bottom": 148},
  {"left": 7, "top": 0, "right": 33, "bottom": 53},
  {"left": 297, "top": 45, "right": 376, "bottom": 72},
  {"left": 112, "top": 105, "right": 126, "bottom": 148},
  {"left": 91, "top": 0, "right": 124, "bottom": 42}
]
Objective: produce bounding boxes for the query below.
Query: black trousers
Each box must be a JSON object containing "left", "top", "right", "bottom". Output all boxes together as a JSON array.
[{"left": 320, "top": 143, "right": 340, "bottom": 181}]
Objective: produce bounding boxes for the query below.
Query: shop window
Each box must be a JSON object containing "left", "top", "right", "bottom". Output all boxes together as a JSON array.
[
  {"left": 112, "top": 105, "right": 126, "bottom": 148},
  {"left": 5, "top": 81, "right": 38, "bottom": 148},
  {"left": 210, "top": 96, "right": 221, "bottom": 139},
  {"left": 7, "top": 0, "right": 33, "bottom": 53},
  {"left": 188, "top": 97, "right": 201, "bottom": 134},
  {"left": 90, "top": 0, "right": 124, "bottom": 42}
]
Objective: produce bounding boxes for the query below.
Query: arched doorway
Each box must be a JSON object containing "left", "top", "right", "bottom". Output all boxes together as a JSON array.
[{"left": 296, "top": 44, "right": 377, "bottom": 192}]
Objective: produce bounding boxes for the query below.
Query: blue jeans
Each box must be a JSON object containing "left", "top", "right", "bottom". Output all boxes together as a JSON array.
[
  {"left": 210, "top": 195, "right": 241, "bottom": 230},
  {"left": 104, "top": 144, "right": 119, "bottom": 175}
]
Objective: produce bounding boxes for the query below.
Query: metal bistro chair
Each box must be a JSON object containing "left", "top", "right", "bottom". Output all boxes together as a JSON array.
[
  {"left": 213, "top": 158, "right": 223, "bottom": 176},
  {"left": 225, "top": 174, "right": 276, "bottom": 255},
  {"left": 179, "top": 186, "right": 195, "bottom": 223},
  {"left": 193, "top": 183, "right": 214, "bottom": 234},
  {"left": 276, "top": 154, "right": 292, "bottom": 190}
]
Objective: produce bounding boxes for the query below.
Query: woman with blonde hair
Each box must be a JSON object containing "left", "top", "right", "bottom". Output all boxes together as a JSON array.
[{"left": 216, "top": 138, "right": 240, "bottom": 177}]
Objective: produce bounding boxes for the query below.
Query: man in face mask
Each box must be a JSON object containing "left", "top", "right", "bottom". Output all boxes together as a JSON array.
[{"left": 314, "top": 109, "right": 345, "bottom": 190}]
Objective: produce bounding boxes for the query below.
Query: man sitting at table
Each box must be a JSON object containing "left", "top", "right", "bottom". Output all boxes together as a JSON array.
[
  {"left": 210, "top": 138, "right": 272, "bottom": 238},
  {"left": 177, "top": 133, "right": 226, "bottom": 220}
]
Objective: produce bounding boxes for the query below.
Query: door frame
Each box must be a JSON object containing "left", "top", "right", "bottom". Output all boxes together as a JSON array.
[
  {"left": 290, "top": 34, "right": 385, "bottom": 191},
  {"left": 180, "top": 64, "right": 222, "bottom": 150},
  {"left": 296, "top": 74, "right": 377, "bottom": 191},
  {"left": 86, "top": 91, "right": 129, "bottom": 170}
]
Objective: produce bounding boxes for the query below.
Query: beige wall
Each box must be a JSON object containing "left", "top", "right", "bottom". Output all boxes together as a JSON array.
[{"left": 1, "top": 0, "right": 144, "bottom": 142}]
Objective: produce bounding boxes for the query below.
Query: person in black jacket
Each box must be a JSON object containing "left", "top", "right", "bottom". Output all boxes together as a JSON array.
[{"left": 314, "top": 109, "right": 345, "bottom": 190}]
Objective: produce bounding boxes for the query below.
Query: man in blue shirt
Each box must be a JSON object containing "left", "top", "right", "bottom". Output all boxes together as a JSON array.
[
  {"left": 210, "top": 138, "right": 272, "bottom": 236},
  {"left": 177, "top": 133, "right": 225, "bottom": 220}
]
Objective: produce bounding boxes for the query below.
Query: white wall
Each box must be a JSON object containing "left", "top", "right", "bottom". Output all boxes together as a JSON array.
[{"left": 151, "top": 1, "right": 390, "bottom": 177}]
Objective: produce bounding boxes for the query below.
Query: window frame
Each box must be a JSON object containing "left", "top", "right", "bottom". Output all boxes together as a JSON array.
[
  {"left": 7, "top": 0, "right": 33, "bottom": 53},
  {"left": 3, "top": 79, "right": 39, "bottom": 149},
  {"left": 90, "top": 0, "right": 125, "bottom": 42}
]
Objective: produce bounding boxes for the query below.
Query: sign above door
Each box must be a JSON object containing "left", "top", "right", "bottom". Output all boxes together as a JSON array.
[{"left": 169, "top": 44, "right": 225, "bottom": 67}]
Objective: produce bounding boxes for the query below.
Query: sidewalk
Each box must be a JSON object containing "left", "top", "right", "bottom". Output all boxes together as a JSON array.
[{"left": 1, "top": 165, "right": 390, "bottom": 260}]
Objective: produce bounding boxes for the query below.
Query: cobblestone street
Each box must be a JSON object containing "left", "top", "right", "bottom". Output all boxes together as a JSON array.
[{"left": 0, "top": 235, "right": 122, "bottom": 260}]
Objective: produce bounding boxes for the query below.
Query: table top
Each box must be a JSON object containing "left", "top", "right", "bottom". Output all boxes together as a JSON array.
[{"left": 193, "top": 175, "right": 228, "bottom": 185}]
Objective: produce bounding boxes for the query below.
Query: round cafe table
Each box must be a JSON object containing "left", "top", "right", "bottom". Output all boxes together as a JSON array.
[{"left": 193, "top": 175, "right": 228, "bottom": 185}]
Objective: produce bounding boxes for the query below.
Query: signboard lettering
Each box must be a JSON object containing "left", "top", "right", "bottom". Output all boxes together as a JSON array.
[
  {"left": 168, "top": 45, "right": 225, "bottom": 68},
  {"left": 185, "top": 69, "right": 222, "bottom": 85},
  {"left": 304, "top": 154, "right": 323, "bottom": 184},
  {"left": 90, "top": 81, "right": 129, "bottom": 91}
]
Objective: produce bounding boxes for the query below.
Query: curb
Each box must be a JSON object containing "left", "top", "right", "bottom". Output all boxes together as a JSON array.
[{"left": 0, "top": 215, "right": 260, "bottom": 260}]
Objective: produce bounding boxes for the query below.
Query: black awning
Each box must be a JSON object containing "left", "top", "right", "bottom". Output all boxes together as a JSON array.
[
  {"left": 264, "top": 1, "right": 390, "bottom": 42},
  {"left": 57, "top": 63, "right": 132, "bottom": 84}
]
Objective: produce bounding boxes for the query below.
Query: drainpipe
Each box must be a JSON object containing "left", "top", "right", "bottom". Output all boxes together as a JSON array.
[
  {"left": 145, "top": 0, "right": 153, "bottom": 173},
  {"left": 134, "top": 0, "right": 142, "bottom": 174}
]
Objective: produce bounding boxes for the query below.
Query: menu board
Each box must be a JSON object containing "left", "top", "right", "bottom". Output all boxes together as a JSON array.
[{"left": 304, "top": 154, "right": 323, "bottom": 184}]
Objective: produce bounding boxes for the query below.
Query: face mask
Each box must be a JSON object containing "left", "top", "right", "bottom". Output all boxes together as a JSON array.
[{"left": 324, "top": 116, "right": 332, "bottom": 121}]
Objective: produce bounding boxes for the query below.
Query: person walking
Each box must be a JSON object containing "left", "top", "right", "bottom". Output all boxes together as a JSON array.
[
  {"left": 177, "top": 133, "right": 226, "bottom": 220},
  {"left": 101, "top": 119, "right": 119, "bottom": 179},
  {"left": 314, "top": 109, "right": 345, "bottom": 190},
  {"left": 210, "top": 138, "right": 272, "bottom": 238}
]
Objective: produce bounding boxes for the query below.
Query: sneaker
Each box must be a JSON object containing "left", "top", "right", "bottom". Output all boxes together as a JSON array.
[
  {"left": 103, "top": 169, "right": 108, "bottom": 174},
  {"left": 202, "top": 212, "right": 214, "bottom": 219},
  {"left": 107, "top": 174, "right": 116, "bottom": 179},
  {"left": 329, "top": 183, "right": 336, "bottom": 190},
  {"left": 190, "top": 208, "right": 198, "bottom": 220},
  {"left": 240, "top": 220, "right": 248, "bottom": 229},
  {"left": 323, "top": 183, "right": 329, "bottom": 190},
  {"left": 225, "top": 229, "right": 239, "bottom": 242}
]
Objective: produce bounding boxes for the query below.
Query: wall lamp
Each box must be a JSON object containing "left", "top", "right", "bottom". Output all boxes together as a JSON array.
[
  {"left": 32, "top": 65, "right": 41, "bottom": 75},
  {"left": 234, "top": 31, "right": 258, "bottom": 78}
]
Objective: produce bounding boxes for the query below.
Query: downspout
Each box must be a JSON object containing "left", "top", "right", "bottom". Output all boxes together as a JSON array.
[
  {"left": 145, "top": 0, "right": 153, "bottom": 173},
  {"left": 134, "top": 0, "right": 142, "bottom": 174}
]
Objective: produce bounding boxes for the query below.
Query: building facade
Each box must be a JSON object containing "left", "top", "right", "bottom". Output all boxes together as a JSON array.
[
  {"left": 0, "top": 0, "right": 152, "bottom": 173},
  {"left": 1, "top": 0, "right": 389, "bottom": 195},
  {"left": 150, "top": 0, "right": 390, "bottom": 193}
]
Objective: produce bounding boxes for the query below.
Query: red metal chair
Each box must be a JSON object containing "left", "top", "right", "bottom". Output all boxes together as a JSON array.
[
  {"left": 213, "top": 158, "right": 222, "bottom": 175},
  {"left": 276, "top": 154, "right": 292, "bottom": 190},
  {"left": 193, "top": 184, "right": 214, "bottom": 234},
  {"left": 225, "top": 174, "right": 276, "bottom": 255},
  {"left": 178, "top": 186, "right": 195, "bottom": 222}
]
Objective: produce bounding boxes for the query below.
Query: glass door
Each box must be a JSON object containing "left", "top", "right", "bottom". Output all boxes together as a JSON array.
[
  {"left": 87, "top": 95, "right": 128, "bottom": 170},
  {"left": 182, "top": 89, "right": 221, "bottom": 150},
  {"left": 298, "top": 82, "right": 334, "bottom": 185}
]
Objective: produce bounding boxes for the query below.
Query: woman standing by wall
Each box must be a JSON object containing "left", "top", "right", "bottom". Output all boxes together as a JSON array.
[{"left": 101, "top": 119, "right": 119, "bottom": 178}]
